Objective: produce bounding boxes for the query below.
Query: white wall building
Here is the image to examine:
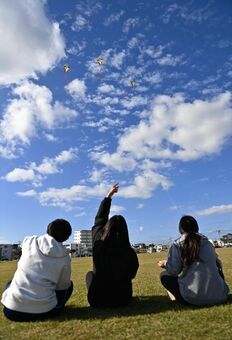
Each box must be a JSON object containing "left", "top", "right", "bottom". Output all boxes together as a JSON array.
[
  {"left": 72, "top": 230, "right": 93, "bottom": 256},
  {"left": 74, "top": 230, "right": 92, "bottom": 248}
]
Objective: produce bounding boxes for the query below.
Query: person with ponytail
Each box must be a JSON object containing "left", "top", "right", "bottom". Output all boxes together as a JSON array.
[
  {"left": 158, "top": 215, "right": 229, "bottom": 306},
  {"left": 86, "top": 184, "right": 139, "bottom": 307}
]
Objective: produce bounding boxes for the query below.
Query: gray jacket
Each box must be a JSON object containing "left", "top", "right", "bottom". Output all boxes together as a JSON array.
[{"left": 165, "top": 233, "right": 229, "bottom": 306}]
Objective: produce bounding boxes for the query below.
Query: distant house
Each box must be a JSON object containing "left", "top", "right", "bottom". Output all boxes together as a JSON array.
[
  {"left": 221, "top": 233, "right": 232, "bottom": 244},
  {"left": 133, "top": 243, "right": 147, "bottom": 253},
  {"left": 147, "top": 246, "right": 156, "bottom": 254},
  {"left": 0, "top": 244, "right": 21, "bottom": 261},
  {"left": 65, "top": 243, "right": 92, "bottom": 257}
]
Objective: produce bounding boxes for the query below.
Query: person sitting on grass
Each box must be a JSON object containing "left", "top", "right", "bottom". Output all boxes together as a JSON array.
[
  {"left": 158, "top": 215, "right": 229, "bottom": 306},
  {"left": 86, "top": 183, "right": 139, "bottom": 308},
  {"left": 1, "top": 219, "right": 73, "bottom": 321}
]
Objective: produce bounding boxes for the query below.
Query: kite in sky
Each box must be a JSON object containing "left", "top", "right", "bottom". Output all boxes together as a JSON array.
[
  {"left": 97, "top": 57, "right": 103, "bottom": 66},
  {"left": 130, "top": 80, "right": 136, "bottom": 87},
  {"left": 64, "top": 65, "right": 71, "bottom": 73},
  {"left": 96, "top": 57, "right": 104, "bottom": 79},
  {"left": 63, "top": 65, "right": 71, "bottom": 84}
]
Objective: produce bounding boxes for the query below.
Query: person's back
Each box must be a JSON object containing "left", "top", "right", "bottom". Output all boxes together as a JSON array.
[
  {"left": 86, "top": 184, "right": 139, "bottom": 307},
  {"left": 158, "top": 215, "right": 229, "bottom": 306},
  {"left": 174, "top": 233, "right": 229, "bottom": 306},
  {"left": 1, "top": 219, "right": 73, "bottom": 321},
  {"left": 89, "top": 238, "right": 138, "bottom": 307}
]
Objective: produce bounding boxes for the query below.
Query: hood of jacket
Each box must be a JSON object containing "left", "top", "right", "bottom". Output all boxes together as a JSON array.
[{"left": 23, "top": 234, "right": 70, "bottom": 258}]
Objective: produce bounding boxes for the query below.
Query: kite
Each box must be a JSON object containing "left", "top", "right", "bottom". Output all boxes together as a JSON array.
[
  {"left": 64, "top": 65, "right": 71, "bottom": 73},
  {"left": 96, "top": 57, "right": 104, "bottom": 79},
  {"left": 130, "top": 80, "right": 136, "bottom": 87},
  {"left": 97, "top": 57, "right": 103, "bottom": 66},
  {"left": 63, "top": 65, "right": 71, "bottom": 84}
]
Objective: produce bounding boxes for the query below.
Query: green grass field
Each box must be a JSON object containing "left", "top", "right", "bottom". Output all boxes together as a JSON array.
[{"left": 0, "top": 249, "right": 231, "bottom": 340}]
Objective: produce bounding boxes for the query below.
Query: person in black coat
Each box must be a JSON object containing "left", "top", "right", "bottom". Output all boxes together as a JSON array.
[{"left": 86, "top": 184, "right": 139, "bottom": 308}]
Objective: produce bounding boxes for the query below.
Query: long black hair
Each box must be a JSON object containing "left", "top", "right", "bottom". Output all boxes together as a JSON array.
[
  {"left": 179, "top": 215, "right": 201, "bottom": 266},
  {"left": 101, "top": 215, "right": 130, "bottom": 247}
]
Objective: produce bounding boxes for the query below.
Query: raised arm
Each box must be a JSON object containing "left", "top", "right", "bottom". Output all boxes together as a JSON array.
[{"left": 92, "top": 184, "right": 119, "bottom": 244}]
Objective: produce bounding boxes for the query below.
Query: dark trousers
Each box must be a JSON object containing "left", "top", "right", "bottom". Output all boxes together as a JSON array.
[
  {"left": 160, "top": 272, "right": 187, "bottom": 304},
  {"left": 3, "top": 281, "right": 73, "bottom": 322}
]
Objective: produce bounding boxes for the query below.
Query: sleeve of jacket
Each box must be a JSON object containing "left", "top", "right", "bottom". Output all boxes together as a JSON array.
[
  {"left": 92, "top": 197, "right": 112, "bottom": 245},
  {"left": 165, "top": 243, "right": 183, "bottom": 276},
  {"left": 56, "top": 257, "right": 72, "bottom": 290}
]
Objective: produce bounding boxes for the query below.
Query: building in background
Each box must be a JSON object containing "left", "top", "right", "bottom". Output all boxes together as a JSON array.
[
  {"left": 73, "top": 230, "right": 92, "bottom": 256},
  {"left": 0, "top": 244, "right": 21, "bottom": 261},
  {"left": 64, "top": 243, "right": 92, "bottom": 257},
  {"left": 221, "top": 233, "right": 232, "bottom": 247},
  {"left": 74, "top": 230, "right": 92, "bottom": 248}
]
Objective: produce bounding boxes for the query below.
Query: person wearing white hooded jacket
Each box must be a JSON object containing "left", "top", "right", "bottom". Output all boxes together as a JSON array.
[{"left": 1, "top": 219, "right": 73, "bottom": 321}]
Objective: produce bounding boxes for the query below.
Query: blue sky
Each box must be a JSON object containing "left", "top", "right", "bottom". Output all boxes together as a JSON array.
[{"left": 0, "top": 0, "right": 232, "bottom": 245}]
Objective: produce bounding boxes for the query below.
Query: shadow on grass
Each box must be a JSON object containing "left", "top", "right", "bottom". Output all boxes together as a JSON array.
[
  {"left": 6, "top": 295, "right": 232, "bottom": 322},
  {"left": 52, "top": 294, "right": 219, "bottom": 321},
  {"left": 55, "top": 293, "right": 232, "bottom": 321}
]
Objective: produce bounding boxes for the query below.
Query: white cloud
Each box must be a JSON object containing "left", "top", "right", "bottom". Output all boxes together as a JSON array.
[
  {"left": 55, "top": 148, "right": 78, "bottom": 164},
  {"left": 122, "top": 18, "right": 140, "bottom": 33},
  {"left": 157, "top": 54, "right": 184, "bottom": 66},
  {"left": 121, "top": 95, "right": 148, "bottom": 109},
  {"left": 162, "top": 3, "right": 213, "bottom": 24},
  {"left": 75, "top": 1, "right": 102, "bottom": 17},
  {"left": 3, "top": 148, "right": 78, "bottom": 186},
  {"left": 110, "top": 205, "right": 126, "bottom": 214},
  {"left": 18, "top": 172, "right": 171, "bottom": 209},
  {"left": 86, "top": 48, "right": 127, "bottom": 77},
  {"left": 119, "top": 170, "right": 172, "bottom": 198},
  {"left": 67, "top": 40, "right": 87, "bottom": 56},
  {"left": 196, "top": 204, "right": 232, "bottom": 216},
  {"left": 44, "top": 133, "right": 58, "bottom": 142},
  {"left": 71, "top": 15, "right": 91, "bottom": 31},
  {"left": 5, "top": 168, "right": 35, "bottom": 183},
  {"left": 88, "top": 168, "right": 106, "bottom": 183},
  {"left": 116, "top": 92, "right": 232, "bottom": 161},
  {"left": 139, "top": 226, "right": 144, "bottom": 232},
  {"left": 0, "top": 82, "right": 78, "bottom": 156},
  {"left": 128, "top": 37, "right": 140, "bottom": 49},
  {"left": 90, "top": 92, "right": 232, "bottom": 200},
  {"left": 111, "top": 51, "right": 126, "bottom": 69},
  {"left": 0, "top": 0, "right": 65, "bottom": 85},
  {"left": 16, "top": 190, "right": 37, "bottom": 197},
  {"left": 104, "top": 10, "right": 124, "bottom": 26},
  {"left": 38, "top": 183, "right": 108, "bottom": 209},
  {"left": 84, "top": 117, "right": 123, "bottom": 132},
  {"left": 98, "top": 83, "right": 116, "bottom": 94},
  {"left": 90, "top": 94, "right": 119, "bottom": 107},
  {"left": 74, "top": 211, "right": 86, "bottom": 217},
  {"left": 144, "top": 72, "right": 162, "bottom": 84},
  {"left": 95, "top": 152, "right": 136, "bottom": 172},
  {"left": 137, "top": 203, "right": 144, "bottom": 209},
  {"left": 65, "top": 79, "right": 87, "bottom": 101}
]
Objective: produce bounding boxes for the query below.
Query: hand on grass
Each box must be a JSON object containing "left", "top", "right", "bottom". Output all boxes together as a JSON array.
[
  {"left": 158, "top": 260, "right": 167, "bottom": 268},
  {"left": 107, "top": 183, "right": 119, "bottom": 198}
]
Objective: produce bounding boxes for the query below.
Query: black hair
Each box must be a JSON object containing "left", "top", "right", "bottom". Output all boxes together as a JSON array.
[
  {"left": 179, "top": 215, "right": 201, "bottom": 266},
  {"left": 47, "top": 219, "right": 72, "bottom": 242},
  {"left": 101, "top": 215, "right": 130, "bottom": 247}
]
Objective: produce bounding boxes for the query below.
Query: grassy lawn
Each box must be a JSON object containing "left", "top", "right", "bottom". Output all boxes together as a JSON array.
[{"left": 0, "top": 249, "right": 231, "bottom": 340}]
